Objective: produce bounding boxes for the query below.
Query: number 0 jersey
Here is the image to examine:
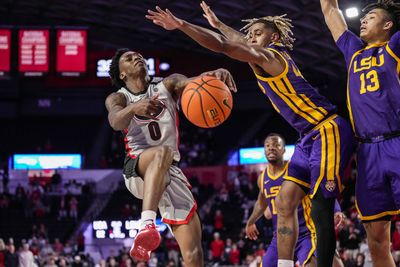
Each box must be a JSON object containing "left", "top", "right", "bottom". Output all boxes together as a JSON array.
[
  {"left": 117, "top": 77, "right": 181, "bottom": 161},
  {"left": 336, "top": 30, "right": 400, "bottom": 138}
]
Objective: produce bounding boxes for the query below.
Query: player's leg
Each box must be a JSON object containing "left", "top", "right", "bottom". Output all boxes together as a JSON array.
[
  {"left": 171, "top": 213, "right": 203, "bottom": 267},
  {"left": 276, "top": 145, "right": 309, "bottom": 267},
  {"left": 356, "top": 139, "right": 399, "bottom": 267},
  {"left": 137, "top": 145, "right": 174, "bottom": 214},
  {"left": 364, "top": 220, "right": 395, "bottom": 267},
  {"left": 309, "top": 117, "right": 354, "bottom": 267},
  {"left": 128, "top": 146, "right": 174, "bottom": 260},
  {"left": 275, "top": 181, "right": 307, "bottom": 263}
]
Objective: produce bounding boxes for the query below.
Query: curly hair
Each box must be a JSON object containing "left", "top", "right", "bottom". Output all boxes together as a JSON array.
[
  {"left": 363, "top": 0, "right": 400, "bottom": 35},
  {"left": 240, "top": 14, "right": 295, "bottom": 50},
  {"left": 109, "top": 48, "right": 130, "bottom": 89}
]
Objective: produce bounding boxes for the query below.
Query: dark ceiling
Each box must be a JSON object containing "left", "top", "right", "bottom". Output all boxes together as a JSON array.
[{"left": 0, "top": 0, "right": 367, "bottom": 81}]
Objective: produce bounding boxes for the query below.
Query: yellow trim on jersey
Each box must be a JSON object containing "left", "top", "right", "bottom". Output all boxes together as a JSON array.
[
  {"left": 254, "top": 48, "right": 289, "bottom": 82},
  {"left": 284, "top": 166, "right": 311, "bottom": 188},
  {"left": 311, "top": 121, "right": 342, "bottom": 198},
  {"left": 332, "top": 120, "right": 344, "bottom": 193},
  {"left": 267, "top": 162, "right": 289, "bottom": 180},
  {"left": 268, "top": 80, "right": 318, "bottom": 124},
  {"left": 256, "top": 81, "right": 266, "bottom": 94},
  {"left": 308, "top": 114, "right": 338, "bottom": 133},
  {"left": 364, "top": 41, "right": 388, "bottom": 50},
  {"left": 302, "top": 197, "right": 317, "bottom": 267},
  {"left": 346, "top": 49, "right": 363, "bottom": 133},
  {"left": 254, "top": 48, "right": 330, "bottom": 127},
  {"left": 355, "top": 200, "right": 400, "bottom": 221},
  {"left": 259, "top": 169, "right": 266, "bottom": 189},
  {"left": 282, "top": 77, "right": 328, "bottom": 119},
  {"left": 385, "top": 44, "right": 400, "bottom": 74},
  {"left": 310, "top": 124, "right": 327, "bottom": 198}
]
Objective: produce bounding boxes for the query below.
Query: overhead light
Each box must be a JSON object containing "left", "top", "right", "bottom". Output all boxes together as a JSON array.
[{"left": 346, "top": 7, "right": 359, "bottom": 18}]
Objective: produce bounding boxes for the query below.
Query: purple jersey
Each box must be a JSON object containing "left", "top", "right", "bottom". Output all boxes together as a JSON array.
[
  {"left": 336, "top": 30, "right": 400, "bottom": 138},
  {"left": 261, "top": 162, "right": 316, "bottom": 238},
  {"left": 255, "top": 43, "right": 337, "bottom": 134}
]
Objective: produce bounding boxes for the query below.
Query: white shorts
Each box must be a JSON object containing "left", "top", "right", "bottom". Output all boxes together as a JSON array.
[{"left": 123, "top": 164, "right": 197, "bottom": 225}]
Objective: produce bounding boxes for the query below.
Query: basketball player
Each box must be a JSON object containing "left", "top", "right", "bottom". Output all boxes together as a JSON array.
[
  {"left": 146, "top": 5, "right": 354, "bottom": 267},
  {"left": 246, "top": 133, "right": 344, "bottom": 267},
  {"left": 320, "top": 0, "right": 400, "bottom": 266},
  {"left": 105, "top": 48, "right": 236, "bottom": 265}
]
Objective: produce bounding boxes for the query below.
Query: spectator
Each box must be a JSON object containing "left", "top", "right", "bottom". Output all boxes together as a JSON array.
[
  {"left": 19, "top": 244, "right": 35, "bottom": 267},
  {"left": 214, "top": 209, "right": 224, "bottom": 231},
  {"left": 210, "top": 232, "right": 224, "bottom": 263},
  {"left": 4, "top": 244, "right": 18, "bottom": 267},
  {"left": 229, "top": 243, "right": 240, "bottom": 265},
  {"left": 69, "top": 196, "right": 79, "bottom": 221},
  {"left": 355, "top": 253, "right": 365, "bottom": 267},
  {"left": 0, "top": 239, "right": 5, "bottom": 267}
]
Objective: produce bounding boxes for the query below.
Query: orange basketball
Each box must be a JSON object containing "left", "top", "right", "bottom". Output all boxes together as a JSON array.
[{"left": 181, "top": 76, "right": 233, "bottom": 128}]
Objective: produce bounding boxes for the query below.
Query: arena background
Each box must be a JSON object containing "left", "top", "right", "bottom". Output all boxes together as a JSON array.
[{"left": 0, "top": 0, "right": 396, "bottom": 266}]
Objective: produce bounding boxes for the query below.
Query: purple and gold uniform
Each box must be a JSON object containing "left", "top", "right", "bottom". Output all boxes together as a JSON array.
[
  {"left": 260, "top": 162, "right": 316, "bottom": 267},
  {"left": 255, "top": 43, "right": 354, "bottom": 198},
  {"left": 336, "top": 31, "right": 400, "bottom": 220}
]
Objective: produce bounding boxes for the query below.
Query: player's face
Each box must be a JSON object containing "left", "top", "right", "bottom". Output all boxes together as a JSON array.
[
  {"left": 247, "top": 23, "right": 275, "bottom": 47},
  {"left": 360, "top": 9, "right": 392, "bottom": 42},
  {"left": 264, "top": 136, "right": 285, "bottom": 163},
  {"left": 119, "top": 51, "right": 148, "bottom": 80}
]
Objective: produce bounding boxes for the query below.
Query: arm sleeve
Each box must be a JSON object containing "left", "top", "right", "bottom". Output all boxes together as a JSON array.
[{"left": 336, "top": 30, "right": 365, "bottom": 67}]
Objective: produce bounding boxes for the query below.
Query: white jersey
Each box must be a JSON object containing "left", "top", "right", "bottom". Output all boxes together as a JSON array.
[{"left": 117, "top": 77, "right": 181, "bottom": 161}]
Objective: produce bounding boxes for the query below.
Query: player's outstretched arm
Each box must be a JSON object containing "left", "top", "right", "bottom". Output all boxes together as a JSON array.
[
  {"left": 200, "top": 1, "right": 246, "bottom": 43},
  {"left": 163, "top": 69, "right": 237, "bottom": 100},
  {"left": 245, "top": 176, "right": 268, "bottom": 240},
  {"left": 146, "top": 7, "right": 284, "bottom": 76},
  {"left": 320, "top": 0, "right": 348, "bottom": 41}
]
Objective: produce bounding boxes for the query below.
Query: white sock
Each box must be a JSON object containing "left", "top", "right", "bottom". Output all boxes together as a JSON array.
[
  {"left": 140, "top": 210, "right": 156, "bottom": 229},
  {"left": 277, "top": 260, "right": 294, "bottom": 267}
]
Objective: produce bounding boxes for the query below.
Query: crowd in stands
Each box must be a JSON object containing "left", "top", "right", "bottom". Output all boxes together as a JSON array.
[{"left": 3, "top": 147, "right": 400, "bottom": 266}]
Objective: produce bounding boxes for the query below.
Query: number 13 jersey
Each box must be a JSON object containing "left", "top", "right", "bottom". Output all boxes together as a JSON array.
[
  {"left": 336, "top": 30, "right": 400, "bottom": 139},
  {"left": 117, "top": 77, "right": 181, "bottom": 162}
]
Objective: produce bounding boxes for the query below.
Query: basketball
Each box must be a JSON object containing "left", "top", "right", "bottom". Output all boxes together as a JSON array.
[{"left": 181, "top": 76, "right": 233, "bottom": 128}]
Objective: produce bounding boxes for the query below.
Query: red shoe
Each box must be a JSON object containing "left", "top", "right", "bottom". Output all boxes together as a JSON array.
[{"left": 130, "top": 223, "right": 161, "bottom": 261}]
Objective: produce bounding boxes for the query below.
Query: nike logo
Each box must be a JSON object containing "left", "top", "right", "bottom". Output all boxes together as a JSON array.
[
  {"left": 312, "top": 135, "right": 319, "bottom": 140},
  {"left": 264, "top": 180, "right": 270, "bottom": 185},
  {"left": 222, "top": 98, "right": 232, "bottom": 110}
]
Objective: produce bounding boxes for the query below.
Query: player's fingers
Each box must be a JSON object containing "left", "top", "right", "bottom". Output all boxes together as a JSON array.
[
  {"left": 156, "top": 6, "right": 168, "bottom": 16},
  {"left": 147, "top": 9, "right": 160, "bottom": 16},
  {"left": 226, "top": 75, "right": 237, "bottom": 92},
  {"left": 165, "top": 9, "right": 174, "bottom": 17}
]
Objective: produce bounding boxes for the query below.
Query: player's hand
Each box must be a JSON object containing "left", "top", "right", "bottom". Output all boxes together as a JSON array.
[
  {"left": 334, "top": 212, "right": 346, "bottom": 231},
  {"left": 245, "top": 223, "right": 259, "bottom": 240},
  {"left": 146, "top": 6, "right": 183, "bottom": 30},
  {"left": 202, "top": 68, "right": 237, "bottom": 92},
  {"left": 200, "top": 1, "right": 221, "bottom": 29},
  {"left": 131, "top": 94, "right": 164, "bottom": 120}
]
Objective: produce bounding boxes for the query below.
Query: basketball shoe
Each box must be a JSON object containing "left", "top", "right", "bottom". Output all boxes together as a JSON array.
[{"left": 130, "top": 223, "right": 161, "bottom": 261}]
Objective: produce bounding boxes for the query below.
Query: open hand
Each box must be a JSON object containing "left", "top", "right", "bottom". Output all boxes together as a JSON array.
[
  {"left": 202, "top": 68, "right": 237, "bottom": 92},
  {"left": 245, "top": 223, "right": 259, "bottom": 240},
  {"left": 334, "top": 212, "right": 346, "bottom": 231},
  {"left": 200, "top": 1, "right": 221, "bottom": 29},
  {"left": 146, "top": 6, "right": 183, "bottom": 30}
]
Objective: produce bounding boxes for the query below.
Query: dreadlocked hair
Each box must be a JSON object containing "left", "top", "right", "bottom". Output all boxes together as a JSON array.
[
  {"left": 240, "top": 14, "right": 295, "bottom": 50},
  {"left": 109, "top": 48, "right": 130, "bottom": 89},
  {"left": 363, "top": 0, "right": 400, "bottom": 35}
]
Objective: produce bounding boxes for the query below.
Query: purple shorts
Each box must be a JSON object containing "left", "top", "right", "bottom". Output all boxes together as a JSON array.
[
  {"left": 262, "top": 234, "right": 316, "bottom": 267},
  {"left": 356, "top": 136, "right": 400, "bottom": 221},
  {"left": 285, "top": 115, "right": 355, "bottom": 198}
]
